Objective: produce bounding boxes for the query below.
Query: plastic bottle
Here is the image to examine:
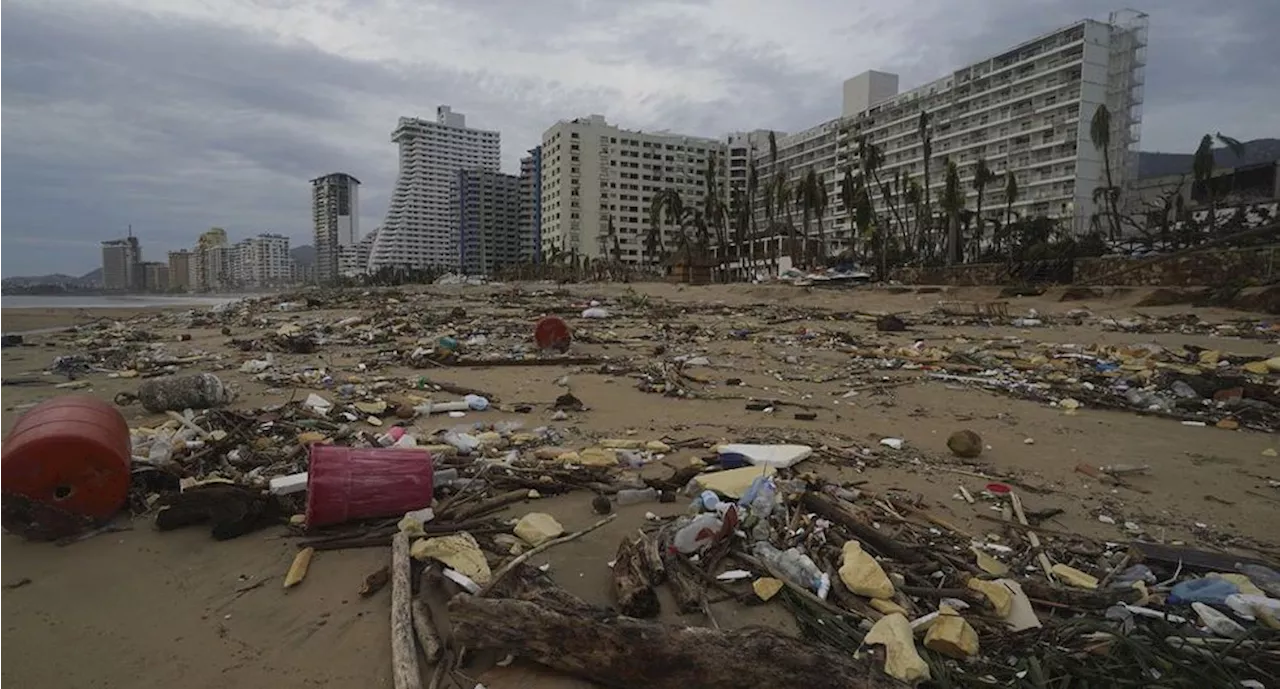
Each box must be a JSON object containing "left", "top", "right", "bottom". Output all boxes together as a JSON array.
[
  {"left": 617, "top": 487, "right": 658, "bottom": 505},
  {"left": 147, "top": 428, "right": 175, "bottom": 467},
  {"left": 1192, "top": 602, "right": 1247, "bottom": 638},
  {"left": 690, "top": 490, "right": 720, "bottom": 512},
  {"left": 739, "top": 476, "right": 777, "bottom": 519},
  {"left": 1168, "top": 577, "right": 1239, "bottom": 605},
  {"left": 672, "top": 513, "right": 723, "bottom": 554},
  {"left": 1106, "top": 564, "right": 1156, "bottom": 590},
  {"left": 135, "top": 373, "right": 235, "bottom": 413},
  {"left": 753, "top": 542, "right": 830, "bottom": 599},
  {"left": 1238, "top": 564, "right": 1280, "bottom": 598},
  {"left": 433, "top": 468, "right": 460, "bottom": 486},
  {"left": 1170, "top": 380, "right": 1199, "bottom": 399}
]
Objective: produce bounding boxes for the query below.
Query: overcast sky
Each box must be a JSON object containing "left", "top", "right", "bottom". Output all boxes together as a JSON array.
[{"left": 3, "top": 0, "right": 1278, "bottom": 277}]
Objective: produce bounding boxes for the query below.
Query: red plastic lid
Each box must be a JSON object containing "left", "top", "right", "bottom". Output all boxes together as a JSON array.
[
  {"left": 985, "top": 482, "right": 1011, "bottom": 494},
  {"left": 535, "top": 316, "right": 571, "bottom": 352}
]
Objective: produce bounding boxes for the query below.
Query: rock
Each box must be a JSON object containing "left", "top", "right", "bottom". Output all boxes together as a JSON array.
[
  {"left": 394, "top": 404, "right": 416, "bottom": 419},
  {"left": 752, "top": 577, "right": 784, "bottom": 601},
  {"left": 514, "top": 512, "right": 563, "bottom": 546},
  {"left": 837, "top": 540, "right": 894, "bottom": 599},
  {"left": 875, "top": 314, "right": 907, "bottom": 332},
  {"left": 864, "top": 613, "right": 930, "bottom": 683},
  {"left": 591, "top": 494, "right": 612, "bottom": 515},
  {"left": 946, "top": 430, "right": 983, "bottom": 458},
  {"left": 924, "top": 605, "right": 979, "bottom": 658}
]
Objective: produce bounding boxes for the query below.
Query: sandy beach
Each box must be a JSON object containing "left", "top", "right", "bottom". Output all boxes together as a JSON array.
[{"left": 1, "top": 281, "right": 1277, "bottom": 689}]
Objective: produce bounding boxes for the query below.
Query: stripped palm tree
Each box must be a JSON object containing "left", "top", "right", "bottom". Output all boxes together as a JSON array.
[
  {"left": 1193, "top": 132, "right": 1246, "bottom": 237},
  {"left": 1089, "top": 104, "right": 1123, "bottom": 240},
  {"left": 746, "top": 157, "right": 760, "bottom": 274},
  {"left": 1002, "top": 171, "right": 1019, "bottom": 258},
  {"left": 941, "top": 159, "right": 963, "bottom": 264},
  {"left": 917, "top": 110, "right": 934, "bottom": 256},
  {"left": 971, "top": 157, "right": 997, "bottom": 261}
]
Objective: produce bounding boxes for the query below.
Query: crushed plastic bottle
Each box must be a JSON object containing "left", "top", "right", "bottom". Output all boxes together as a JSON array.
[
  {"left": 1170, "top": 380, "right": 1199, "bottom": 399},
  {"left": 1168, "top": 577, "right": 1239, "bottom": 605},
  {"left": 1238, "top": 564, "right": 1280, "bottom": 598},
  {"left": 691, "top": 490, "right": 721, "bottom": 512},
  {"left": 753, "top": 542, "right": 830, "bottom": 599},
  {"left": 739, "top": 475, "right": 778, "bottom": 519},
  {"left": 616, "top": 488, "right": 658, "bottom": 506},
  {"left": 1192, "top": 602, "right": 1247, "bottom": 638},
  {"left": 672, "top": 513, "right": 724, "bottom": 554},
  {"left": 147, "top": 428, "right": 175, "bottom": 467},
  {"left": 1107, "top": 564, "right": 1156, "bottom": 590}
]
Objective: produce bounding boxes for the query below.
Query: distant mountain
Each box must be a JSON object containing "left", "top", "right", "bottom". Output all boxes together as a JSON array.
[
  {"left": 290, "top": 244, "right": 315, "bottom": 266},
  {"left": 1138, "top": 138, "right": 1280, "bottom": 179},
  {"left": 80, "top": 267, "right": 103, "bottom": 287}
]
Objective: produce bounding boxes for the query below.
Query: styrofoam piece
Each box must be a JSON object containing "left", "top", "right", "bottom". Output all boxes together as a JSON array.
[
  {"left": 269, "top": 472, "right": 308, "bottom": 496},
  {"left": 717, "top": 443, "right": 813, "bottom": 469}
]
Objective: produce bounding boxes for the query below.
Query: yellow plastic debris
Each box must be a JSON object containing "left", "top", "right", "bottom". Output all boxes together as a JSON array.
[
  {"left": 1051, "top": 563, "right": 1099, "bottom": 589},
  {"left": 693, "top": 465, "right": 776, "bottom": 499},
  {"left": 577, "top": 447, "right": 619, "bottom": 467},
  {"left": 1199, "top": 350, "right": 1220, "bottom": 366},
  {"left": 1210, "top": 572, "right": 1265, "bottom": 597},
  {"left": 864, "top": 613, "right": 931, "bottom": 683},
  {"left": 284, "top": 547, "right": 314, "bottom": 589},
  {"left": 410, "top": 532, "right": 492, "bottom": 584},
  {"left": 970, "top": 547, "right": 1010, "bottom": 576},
  {"left": 599, "top": 438, "right": 643, "bottom": 449},
  {"left": 967, "top": 577, "right": 1013, "bottom": 618},
  {"left": 513, "top": 512, "right": 564, "bottom": 546},
  {"left": 924, "top": 605, "right": 979, "bottom": 659},
  {"left": 753, "top": 577, "right": 784, "bottom": 601},
  {"left": 1244, "top": 361, "right": 1270, "bottom": 374},
  {"left": 645, "top": 440, "right": 672, "bottom": 452},
  {"left": 297, "top": 431, "right": 328, "bottom": 445},
  {"left": 1268, "top": 356, "right": 1280, "bottom": 373},
  {"left": 354, "top": 401, "right": 387, "bottom": 415},
  {"left": 869, "top": 598, "right": 909, "bottom": 615},
  {"left": 838, "top": 541, "right": 895, "bottom": 599}
]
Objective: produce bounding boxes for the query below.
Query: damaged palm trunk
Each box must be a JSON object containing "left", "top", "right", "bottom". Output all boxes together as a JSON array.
[{"left": 447, "top": 595, "right": 899, "bottom": 689}]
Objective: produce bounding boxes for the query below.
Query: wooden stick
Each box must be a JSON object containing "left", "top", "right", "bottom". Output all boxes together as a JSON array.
[
  {"left": 1010, "top": 492, "right": 1054, "bottom": 581},
  {"left": 479, "top": 514, "right": 617, "bottom": 596},
  {"left": 411, "top": 599, "right": 443, "bottom": 664},
  {"left": 443, "top": 489, "right": 530, "bottom": 522},
  {"left": 391, "top": 532, "right": 423, "bottom": 689},
  {"left": 412, "top": 377, "right": 498, "bottom": 402}
]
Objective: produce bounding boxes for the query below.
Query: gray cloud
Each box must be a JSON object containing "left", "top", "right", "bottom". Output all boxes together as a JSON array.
[{"left": 3, "top": 0, "right": 1277, "bottom": 276}]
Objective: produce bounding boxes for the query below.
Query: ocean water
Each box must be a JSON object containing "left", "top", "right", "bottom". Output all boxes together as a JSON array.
[{"left": 1, "top": 295, "right": 248, "bottom": 309}]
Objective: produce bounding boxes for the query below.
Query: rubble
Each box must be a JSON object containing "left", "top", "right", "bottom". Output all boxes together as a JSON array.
[{"left": 3, "top": 282, "right": 1277, "bottom": 689}]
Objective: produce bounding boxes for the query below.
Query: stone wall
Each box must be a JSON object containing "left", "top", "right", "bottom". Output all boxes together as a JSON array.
[{"left": 888, "top": 246, "right": 1279, "bottom": 286}]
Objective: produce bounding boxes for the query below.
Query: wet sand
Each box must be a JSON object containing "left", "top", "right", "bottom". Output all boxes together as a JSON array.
[{"left": 1, "top": 281, "right": 1277, "bottom": 689}]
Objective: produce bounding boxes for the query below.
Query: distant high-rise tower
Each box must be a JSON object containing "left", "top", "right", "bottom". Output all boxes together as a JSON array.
[
  {"left": 101, "top": 236, "right": 141, "bottom": 291},
  {"left": 454, "top": 169, "right": 521, "bottom": 275},
  {"left": 369, "top": 106, "right": 501, "bottom": 271},
  {"left": 518, "top": 148, "right": 543, "bottom": 263},
  {"left": 311, "top": 173, "right": 361, "bottom": 284}
]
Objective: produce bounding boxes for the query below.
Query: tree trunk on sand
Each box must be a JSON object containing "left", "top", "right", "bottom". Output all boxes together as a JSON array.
[
  {"left": 612, "top": 535, "right": 659, "bottom": 618},
  {"left": 447, "top": 596, "right": 898, "bottom": 689}
]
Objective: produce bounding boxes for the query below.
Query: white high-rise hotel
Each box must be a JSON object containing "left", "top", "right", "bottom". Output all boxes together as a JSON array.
[
  {"left": 538, "top": 114, "right": 725, "bottom": 264},
  {"left": 370, "top": 106, "right": 501, "bottom": 270},
  {"left": 752, "top": 11, "right": 1148, "bottom": 256}
]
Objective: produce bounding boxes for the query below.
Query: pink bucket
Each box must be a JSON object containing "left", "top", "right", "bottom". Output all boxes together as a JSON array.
[{"left": 305, "top": 446, "right": 434, "bottom": 528}]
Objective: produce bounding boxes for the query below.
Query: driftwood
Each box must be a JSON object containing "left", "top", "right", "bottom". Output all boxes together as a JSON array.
[
  {"left": 411, "top": 599, "right": 443, "bottom": 664},
  {"left": 447, "top": 595, "right": 898, "bottom": 689},
  {"left": 391, "top": 532, "right": 422, "bottom": 689},
  {"left": 801, "top": 492, "right": 925, "bottom": 564},
  {"left": 413, "top": 377, "right": 498, "bottom": 402},
  {"left": 612, "top": 535, "right": 659, "bottom": 618},
  {"left": 635, "top": 530, "right": 666, "bottom": 585},
  {"left": 660, "top": 545, "right": 705, "bottom": 613},
  {"left": 440, "top": 489, "right": 529, "bottom": 522}
]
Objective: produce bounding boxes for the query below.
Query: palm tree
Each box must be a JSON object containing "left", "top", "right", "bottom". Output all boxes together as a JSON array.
[
  {"left": 1089, "top": 104, "right": 1122, "bottom": 239},
  {"left": 794, "top": 167, "right": 820, "bottom": 265},
  {"left": 701, "top": 152, "right": 729, "bottom": 278},
  {"left": 1002, "top": 171, "right": 1019, "bottom": 258},
  {"left": 917, "top": 110, "right": 934, "bottom": 255},
  {"left": 813, "top": 171, "right": 829, "bottom": 262},
  {"left": 647, "top": 189, "right": 681, "bottom": 266},
  {"left": 840, "top": 166, "right": 857, "bottom": 257},
  {"left": 941, "top": 159, "right": 963, "bottom": 264},
  {"left": 971, "top": 157, "right": 996, "bottom": 261},
  {"left": 1193, "top": 132, "right": 1246, "bottom": 236},
  {"left": 746, "top": 158, "right": 760, "bottom": 274}
]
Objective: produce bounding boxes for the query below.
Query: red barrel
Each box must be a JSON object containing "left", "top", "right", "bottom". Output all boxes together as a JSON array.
[
  {"left": 535, "top": 316, "right": 572, "bottom": 352},
  {"left": 306, "top": 446, "right": 434, "bottom": 528},
  {"left": 2, "top": 395, "right": 133, "bottom": 534}
]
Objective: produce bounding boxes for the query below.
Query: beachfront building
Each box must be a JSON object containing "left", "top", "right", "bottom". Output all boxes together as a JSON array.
[
  {"left": 518, "top": 148, "right": 543, "bottom": 263},
  {"left": 369, "top": 106, "right": 501, "bottom": 272},
  {"left": 454, "top": 169, "right": 521, "bottom": 275},
  {"left": 739, "top": 11, "right": 1148, "bottom": 261},
  {"left": 338, "top": 227, "right": 379, "bottom": 278},
  {"left": 538, "top": 114, "right": 726, "bottom": 264},
  {"left": 142, "top": 262, "right": 169, "bottom": 292},
  {"left": 167, "top": 250, "right": 192, "bottom": 291},
  {"left": 101, "top": 236, "right": 141, "bottom": 291},
  {"left": 311, "top": 173, "right": 361, "bottom": 285}
]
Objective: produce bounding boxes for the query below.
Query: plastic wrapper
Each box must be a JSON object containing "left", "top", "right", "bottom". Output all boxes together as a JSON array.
[{"left": 305, "top": 446, "right": 434, "bottom": 527}]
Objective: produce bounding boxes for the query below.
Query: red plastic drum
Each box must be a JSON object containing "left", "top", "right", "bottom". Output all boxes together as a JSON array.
[
  {"left": 535, "top": 316, "right": 572, "bottom": 352},
  {"left": 2, "top": 395, "right": 133, "bottom": 535},
  {"left": 306, "top": 446, "right": 435, "bottom": 528}
]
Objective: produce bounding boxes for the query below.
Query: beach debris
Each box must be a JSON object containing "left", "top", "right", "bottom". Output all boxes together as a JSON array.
[
  {"left": 514, "top": 512, "right": 564, "bottom": 546},
  {"left": 284, "top": 547, "right": 315, "bottom": 588},
  {"left": 946, "top": 429, "right": 983, "bottom": 458}
]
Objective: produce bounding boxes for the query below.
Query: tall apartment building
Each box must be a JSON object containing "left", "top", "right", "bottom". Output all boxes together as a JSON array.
[
  {"left": 192, "top": 227, "right": 229, "bottom": 291},
  {"left": 370, "top": 106, "right": 501, "bottom": 271},
  {"left": 454, "top": 169, "right": 521, "bottom": 275},
  {"left": 142, "top": 262, "right": 170, "bottom": 292},
  {"left": 311, "top": 173, "right": 361, "bottom": 284},
  {"left": 539, "top": 114, "right": 727, "bottom": 264},
  {"left": 518, "top": 148, "right": 543, "bottom": 262},
  {"left": 168, "top": 250, "right": 192, "bottom": 291},
  {"left": 748, "top": 11, "right": 1147, "bottom": 257},
  {"left": 101, "top": 236, "right": 142, "bottom": 291}
]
